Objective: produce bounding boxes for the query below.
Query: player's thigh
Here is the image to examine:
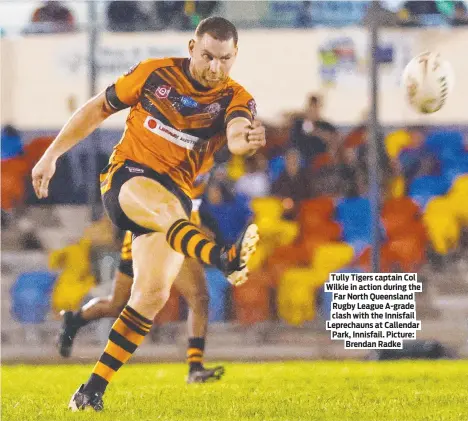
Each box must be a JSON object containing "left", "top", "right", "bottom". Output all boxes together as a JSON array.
[
  {"left": 129, "top": 232, "right": 185, "bottom": 303},
  {"left": 119, "top": 177, "right": 187, "bottom": 233},
  {"left": 173, "top": 258, "right": 208, "bottom": 302},
  {"left": 109, "top": 268, "right": 133, "bottom": 309}
]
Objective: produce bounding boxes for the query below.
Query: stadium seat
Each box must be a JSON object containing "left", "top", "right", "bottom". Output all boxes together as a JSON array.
[
  {"left": 232, "top": 271, "right": 270, "bottom": 325},
  {"left": 424, "top": 130, "right": 464, "bottom": 156},
  {"left": 381, "top": 197, "right": 421, "bottom": 239},
  {"left": 23, "top": 136, "right": 54, "bottom": 168},
  {"left": 408, "top": 175, "right": 450, "bottom": 209},
  {"left": 441, "top": 157, "right": 468, "bottom": 184},
  {"left": 299, "top": 196, "right": 335, "bottom": 225},
  {"left": 226, "top": 154, "right": 245, "bottom": 181},
  {"left": 1, "top": 157, "right": 29, "bottom": 209},
  {"left": 251, "top": 196, "right": 283, "bottom": 223},
  {"left": 310, "top": 242, "right": 354, "bottom": 278},
  {"left": 385, "top": 130, "right": 412, "bottom": 160},
  {"left": 423, "top": 206, "right": 460, "bottom": 255},
  {"left": 10, "top": 271, "right": 57, "bottom": 324},
  {"left": 318, "top": 267, "right": 363, "bottom": 320},
  {"left": 336, "top": 197, "right": 370, "bottom": 224},
  {"left": 388, "top": 235, "right": 426, "bottom": 272},
  {"left": 204, "top": 267, "right": 231, "bottom": 322},
  {"left": 268, "top": 155, "right": 286, "bottom": 182},
  {"left": 277, "top": 268, "right": 322, "bottom": 326},
  {"left": 49, "top": 239, "right": 96, "bottom": 313},
  {"left": 449, "top": 174, "right": 468, "bottom": 196}
]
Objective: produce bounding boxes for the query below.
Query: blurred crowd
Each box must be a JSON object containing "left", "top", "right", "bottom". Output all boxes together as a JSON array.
[
  {"left": 6, "top": 0, "right": 468, "bottom": 36},
  {"left": 3, "top": 90, "right": 468, "bottom": 327}
]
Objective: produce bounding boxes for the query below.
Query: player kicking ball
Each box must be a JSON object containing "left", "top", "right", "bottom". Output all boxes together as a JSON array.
[{"left": 32, "top": 16, "right": 264, "bottom": 411}]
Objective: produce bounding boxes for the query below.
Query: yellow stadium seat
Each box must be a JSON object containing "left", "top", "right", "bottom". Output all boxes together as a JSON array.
[
  {"left": 425, "top": 196, "right": 454, "bottom": 216},
  {"left": 449, "top": 174, "right": 468, "bottom": 197},
  {"left": 227, "top": 154, "right": 245, "bottom": 181},
  {"left": 447, "top": 194, "right": 468, "bottom": 228},
  {"left": 277, "top": 268, "right": 322, "bottom": 326},
  {"left": 423, "top": 211, "right": 460, "bottom": 255},
  {"left": 310, "top": 242, "right": 354, "bottom": 274},
  {"left": 49, "top": 239, "right": 96, "bottom": 313},
  {"left": 251, "top": 197, "right": 284, "bottom": 222},
  {"left": 385, "top": 130, "right": 412, "bottom": 159}
]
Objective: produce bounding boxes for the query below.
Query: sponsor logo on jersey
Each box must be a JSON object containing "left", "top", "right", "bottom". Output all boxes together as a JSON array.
[
  {"left": 155, "top": 85, "right": 171, "bottom": 99},
  {"left": 125, "top": 166, "right": 144, "bottom": 173},
  {"left": 204, "top": 102, "right": 221, "bottom": 118},
  {"left": 180, "top": 96, "right": 199, "bottom": 108},
  {"left": 144, "top": 116, "right": 200, "bottom": 150}
]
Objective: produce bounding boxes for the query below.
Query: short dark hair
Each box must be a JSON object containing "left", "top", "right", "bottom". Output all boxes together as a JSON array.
[{"left": 195, "top": 16, "right": 238, "bottom": 46}]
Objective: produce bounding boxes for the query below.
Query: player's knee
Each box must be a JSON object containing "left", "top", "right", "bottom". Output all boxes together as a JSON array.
[{"left": 131, "top": 284, "right": 171, "bottom": 309}]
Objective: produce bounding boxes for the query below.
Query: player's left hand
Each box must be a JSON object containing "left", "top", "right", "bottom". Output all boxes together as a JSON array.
[{"left": 247, "top": 120, "right": 266, "bottom": 148}]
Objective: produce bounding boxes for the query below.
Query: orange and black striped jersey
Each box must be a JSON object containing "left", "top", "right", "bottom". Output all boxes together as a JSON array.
[{"left": 105, "top": 57, "right": 256, "bottom": 198}]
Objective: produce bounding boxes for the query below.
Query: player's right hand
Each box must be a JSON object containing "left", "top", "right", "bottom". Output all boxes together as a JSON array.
[{"left": 32, "top": 155, "right": 57, "bottom": 199}]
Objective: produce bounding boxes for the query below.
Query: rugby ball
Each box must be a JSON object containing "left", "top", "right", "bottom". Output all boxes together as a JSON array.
[{"left": 402, "top": 52, "right": 454, "bottom": 114}]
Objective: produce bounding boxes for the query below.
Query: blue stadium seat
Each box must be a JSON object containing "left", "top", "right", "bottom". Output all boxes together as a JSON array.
[
  {"left": 10, "top": 271, "right": 56, "bottom": 324},
  {"left": 409, "top": 175, "right": 451, "bottom": 208},
  {"left": 442, "top": 156, "right": 468, "bottom": 184},
  {"left": 204, "top": 267, "right": 231, "bottom": 322},
  {"left": 425, "top": 131, "right": 464, "bottom": 155},
  {"left": 268, "top": 156, "right": 285, "bottom": 183}
]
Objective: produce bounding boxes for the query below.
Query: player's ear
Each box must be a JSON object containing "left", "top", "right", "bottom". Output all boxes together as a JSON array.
[{"left": 188, "top": 39, "right": 195, "bottom": 56}]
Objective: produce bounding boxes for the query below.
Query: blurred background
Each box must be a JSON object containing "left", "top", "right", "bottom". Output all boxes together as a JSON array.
[{"left": 1, "top": 0, "right": 468, "bottom": 363}]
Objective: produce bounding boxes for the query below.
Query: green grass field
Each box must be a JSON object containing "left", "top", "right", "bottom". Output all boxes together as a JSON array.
[{"left": 2, "top": 361, "right": 468, "bottom": 421}]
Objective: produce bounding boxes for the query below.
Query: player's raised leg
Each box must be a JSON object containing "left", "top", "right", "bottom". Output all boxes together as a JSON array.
[
  {"left": 119, "top": 176, "right": 259, "bottom": 286},
  {"left": 69, "top": 231, "right": 184, "bottom": 412},
  {"left": 174, "top": 258, "right": 225, "bottom": 383}
]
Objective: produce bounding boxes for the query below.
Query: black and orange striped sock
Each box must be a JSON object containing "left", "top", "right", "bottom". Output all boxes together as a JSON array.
[
  {"left": 166, "top": 219, "right": 222, "bottom": 268},
  {"left": 187, "top": 337, "right": 205, "bottom": 372},
  {"left": 83, "top": 305, "right": 152, "bottom": 394}
]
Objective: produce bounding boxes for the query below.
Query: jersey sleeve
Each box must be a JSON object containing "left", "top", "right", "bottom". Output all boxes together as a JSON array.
[
  {"left": 225, "top": 86, "right": 257, "bottom": 126},
  {"left": 105, "top": 59, "right": 160, "bottom": 111}
]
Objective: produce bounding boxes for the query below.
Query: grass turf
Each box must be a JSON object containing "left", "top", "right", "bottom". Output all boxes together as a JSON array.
[{"left": 2, "top": 361, "right": 468, "bottom": 421}]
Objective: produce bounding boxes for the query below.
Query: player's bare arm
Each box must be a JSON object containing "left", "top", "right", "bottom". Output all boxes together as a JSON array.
[
  {"left": 226, "top": 117, "right": 266, "bottom": 155},
  {"left": 32, "top": 90, "right": 116, "bottom": 199}
]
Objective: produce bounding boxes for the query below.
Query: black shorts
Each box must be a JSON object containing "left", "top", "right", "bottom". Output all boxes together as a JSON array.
[
  {"left": 118, "top": 257, "right": 134, "bottom": 278},
  {"left": 100, "top": 160, "right": 192, "bottom": 236}
]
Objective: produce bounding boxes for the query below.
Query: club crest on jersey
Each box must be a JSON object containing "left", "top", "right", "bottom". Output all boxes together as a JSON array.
[
  {"left": 181, "top": 96, "right": 199, "bottom": 108},
  {"left": 247, "top": 99, "right": 257, "bottom": 118},
  {"left": 155, "top": 85, "right": 171, "bottom": 99},
  {"left": 204, "top": 102, "right": 221, "bottom": 118}
]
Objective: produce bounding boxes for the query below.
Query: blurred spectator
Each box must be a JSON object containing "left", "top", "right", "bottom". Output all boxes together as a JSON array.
[
  {"left": 29, "top": 1, "right": 75, "bottom": 33},
  {"left": 107, "top": 1, "right": 148, "bottom": 32},
  {"left": 1, "top": 125, "right": 23, "bottom": 160},
  {"left": 403, "top": 1, "right": 440, "bottom": 15},
  {"left": 362, "top": 1, "right": 399, "bottom": 26},
  {"left": 290, "top": 94, "right": 338, "bottom": 164},
  {"left": 295, "top": 1, "right": 313, "bottom": 28},
  {"left": 272, "top": 149, "right": 312, "bottom": 219},
  {"left": 235, "top": 154, "right": 271, "bottom": 199},
  {"left": 451, "top": 1, "right": 468, "bottom": 25},
  {"left": 201, "top": 183, "right": 252, "bottom": 245},
  {"left": 149, "top": 1, "right": 189, "bottom": 30}
]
